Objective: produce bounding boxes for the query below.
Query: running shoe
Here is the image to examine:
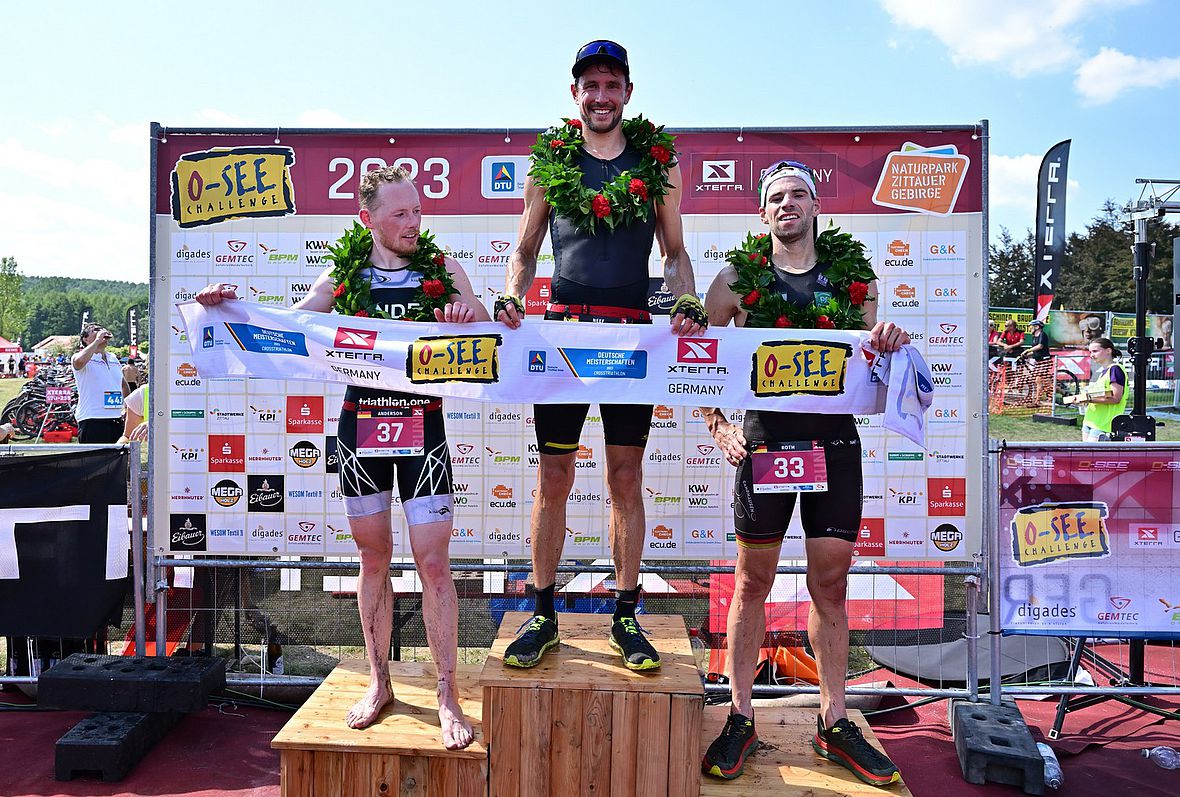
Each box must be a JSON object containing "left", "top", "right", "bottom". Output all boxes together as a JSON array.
[
  {"left": 502, "top": 615, "right": 559, "bottom": 668},
  {"left": 608, "top": 617, "right": 661, "bottom": 670},
  {"left": 702, "top": 712, "right": 758, "bottom": 779},
  {"left": 812, "top": 715, "right": 901, "bottom": 786}
]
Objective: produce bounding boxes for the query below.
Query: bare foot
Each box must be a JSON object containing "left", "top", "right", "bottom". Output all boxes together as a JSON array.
[
  {"left": 346, "top": 680, "right": 393, "bottom": 729},
  {"left": 438, "top": 693, "right": 474, "bottom": 750}
]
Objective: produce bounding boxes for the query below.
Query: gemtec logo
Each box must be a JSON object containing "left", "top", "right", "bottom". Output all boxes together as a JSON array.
[
  {"left": 335, "top": 327, "right": 377, "bottom": 349},
  {"left": 286, "top": 396, "right": 324, "bottom": 434},
  {"left": 479, "top": 239, "right": 512, "bottom": 265},
  {"left": 687, "top": 444, "right": 722, "bottom": 467},
  {"left": 1097, "top": 596, "right": 1140, "bottom": 622},
  {"left": 928, "top": 322, "right": 966, "bottom": 347}
]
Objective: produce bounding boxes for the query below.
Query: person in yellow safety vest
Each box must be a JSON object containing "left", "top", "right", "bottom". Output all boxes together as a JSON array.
[{"left": 1078, "top": 337, "right": 1128, "bottom": 442}]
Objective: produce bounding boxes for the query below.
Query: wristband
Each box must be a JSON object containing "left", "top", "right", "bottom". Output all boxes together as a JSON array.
[
  {"left": 670, "top": 294, "right": 708, "bottom": 328},
  {"left": 494, "top": 294, "right": 525, "bottom": 317}
]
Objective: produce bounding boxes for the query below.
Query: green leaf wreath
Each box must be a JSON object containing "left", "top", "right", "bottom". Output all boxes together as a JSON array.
[
  {"left": 727, "top": 226, "right": 878, "bottom": 329},
  {"left": 529, "top": 115, "right": 676, "bottom": 234},
  {"left": 327, "top": 222, "right": 456, "bottom": 322}
]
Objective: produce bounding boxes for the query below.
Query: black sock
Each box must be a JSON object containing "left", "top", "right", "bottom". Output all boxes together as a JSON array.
[
  {"left": 534, "top": 583, "right": 556, "bottom": 622},
  {"left": 613, "top": 587, "right": 640, "bottom": 621}
]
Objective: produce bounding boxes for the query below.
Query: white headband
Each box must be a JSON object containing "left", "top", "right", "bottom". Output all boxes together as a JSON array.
[{"left": 759, "top": 165, "right": 817, "bottom": 206}]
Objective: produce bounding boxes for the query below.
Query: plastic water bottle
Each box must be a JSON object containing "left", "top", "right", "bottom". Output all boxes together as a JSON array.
[
  {"left": 1141, "top": 746, "right": 1180, "bottom": 769},
  {"left": 1037, "top": 742, "right": 1064, "bottom": 789}
]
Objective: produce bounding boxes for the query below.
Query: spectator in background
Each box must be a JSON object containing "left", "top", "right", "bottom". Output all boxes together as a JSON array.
[
  {"left": 1020, "top": 319, "right": 1050, "bottom": 364},
  {"left": 118, "top": 383, "right": 148, "bottom": 444},
  {"left": 1078, "top": 337, "right": 1128, "bottom": 442},
  {"left": 999, "top": 319, "right": 1024, "bottom": 357},
  {"left": 987, "top": 320, "right": 1001, "bottom": 359},
  {"left": 71, "top": 323, "right": 125, "bottom": 443}
]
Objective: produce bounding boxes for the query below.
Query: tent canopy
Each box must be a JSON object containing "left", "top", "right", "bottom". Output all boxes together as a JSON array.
[{"left": 0, "top": 335, "right": 21, "bottom": 354}]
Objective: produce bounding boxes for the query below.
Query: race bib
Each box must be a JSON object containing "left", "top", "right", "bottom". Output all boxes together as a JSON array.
[
  {"left": 355, "top": 406, "right": 425, "bottom": 457},
  {"left": 750, "top": 441, "right": 828, "bottom": 493},
  {"left": 103, "top": 391, "right": 124, "bottom": 408}
]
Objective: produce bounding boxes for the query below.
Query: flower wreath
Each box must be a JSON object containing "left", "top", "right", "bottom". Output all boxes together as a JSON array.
[
  {"left": 328, "top": 221, "right": 456, "bottom": 322},
  {"left": 726, "top": 227, "right": 877, "bottom": 329},
  {"left": 530, "top": 115, "right": 676, "bottom": 234}
]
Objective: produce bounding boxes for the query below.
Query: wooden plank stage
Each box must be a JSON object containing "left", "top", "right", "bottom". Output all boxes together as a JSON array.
[
  {"left": 272, "top": 660, "right": 485, "bottom": 796},
  {"left": 698, "top": 705, "right": 913, "bottom": 796},
  {"left": 481, "top": 612, "right": 704, "bottom": 797}
]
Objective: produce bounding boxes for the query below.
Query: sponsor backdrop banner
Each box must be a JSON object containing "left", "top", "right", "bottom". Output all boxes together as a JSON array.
[
  {"left": 998, "top": 447, "right": 1180, "bottom": 638},
  {"left": 152, "top": 127, "right": 984, "bottom": 559},
  {"left": 0, "top": 449, "right": 129, "bottom": 637}
]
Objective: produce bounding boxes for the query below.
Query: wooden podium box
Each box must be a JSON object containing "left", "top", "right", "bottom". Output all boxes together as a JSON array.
[
  {"left": 480, "top": 612, "right": 704, "bottom": 797},
  {"left": 272, "top": 660, "right": 485, "bottom": 797}
]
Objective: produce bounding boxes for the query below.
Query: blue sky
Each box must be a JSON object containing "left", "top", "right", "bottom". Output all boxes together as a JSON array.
[{"left": 3, "top": 0, "right": 1178, "bottom": 280}]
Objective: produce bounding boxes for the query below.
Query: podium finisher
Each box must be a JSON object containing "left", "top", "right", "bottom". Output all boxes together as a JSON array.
[{"left": 495, "top": 40, "right": 707, "bottom": 670}]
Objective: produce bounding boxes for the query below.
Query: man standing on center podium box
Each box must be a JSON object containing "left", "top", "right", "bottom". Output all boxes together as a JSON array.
[{"left": 494, "top": 39, "right": 707, "bottom": 671}]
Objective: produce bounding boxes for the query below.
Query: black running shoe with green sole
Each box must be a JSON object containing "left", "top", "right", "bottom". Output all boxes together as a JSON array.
[
  {"left": 702, "top": 712, "right": 759, "bottom": 779},
  {"left": 812, "top": 716, "right": 900, "bottom": 786},
  {"left": 502, "top": 615, "right": 559, "bottom": 668},
  {"left": 608, "top": 617, "right": 661, "bottom": 670}
]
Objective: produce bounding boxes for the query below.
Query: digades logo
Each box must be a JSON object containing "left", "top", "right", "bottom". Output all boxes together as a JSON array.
[
  {"left": 750, "top": 339, "right": 851, "bottom": 397},
  {"left": 407, "top": 334, "right": 501, "bottom": 384},
  {"left": 170, "top": 146, "right": 296, "bottom": 229}
]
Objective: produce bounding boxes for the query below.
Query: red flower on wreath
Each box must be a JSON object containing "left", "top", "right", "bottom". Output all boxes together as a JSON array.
[
  {"left": 332, "top": 283, "right": 346, "bottom": 298},
  {"left": 550, "top": 139, "right": 565, "bottom": 149},
  {"left": 354, "top": 310, "right": 370, "bottom": 318},
  {"left": 816, "top": 315, "right": 835, "bottom": 329},
  {"left": 422, "top": 279, "right": 446, "bottom": 299},
  {"left": 742, "top": 290, "right": 761, "bottom": 307},
  {"left": 649, "top": 144, "right": 671, "bottom": 164},
  {"left": 848, "top": 281, "right": 870, "bottom": 306},
  {"left": 567, "top": 118, "right": 582, "bottom": 129},
  {"left": 628, "top": 178, "right": 648, "bottom": 201},
  {"left": 432, "top": 253, "right": 446, "bottom": 266},
  {"left": 591, "top": 193, "right": 612, "bottom": 218},
  {"left": 774, "top": 316, "right": 792, "bottom": 328}
]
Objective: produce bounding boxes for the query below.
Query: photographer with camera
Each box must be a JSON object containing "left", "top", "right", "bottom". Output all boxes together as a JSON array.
[{"left": 71, "top": 323, "right": 125, "bottom": 443}]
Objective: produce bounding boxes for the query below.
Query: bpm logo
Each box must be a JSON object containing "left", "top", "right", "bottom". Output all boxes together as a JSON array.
[
  {"left": 335, "top": 327, "right": 377, "bottom": 349},
  {"left": 677, "top": 338, "right": 718, "bottom": 363},
  {"left": 490, "top": 162, "right": 515, "bottom": 193}
]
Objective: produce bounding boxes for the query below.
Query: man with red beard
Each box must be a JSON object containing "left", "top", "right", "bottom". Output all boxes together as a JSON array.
[
  {"left": 494, "top": 40, "right": 706, "bottom": 671},
  {"left": 197, "top": 167, "right": 486, "bottom": 750},
  {"left": 699, "top": 162, "right": 907, "bottom": 784}
]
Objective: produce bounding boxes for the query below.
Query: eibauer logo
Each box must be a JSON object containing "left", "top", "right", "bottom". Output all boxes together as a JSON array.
[{"left": 872, "top": 142, "right": 970, "bottom": 216}]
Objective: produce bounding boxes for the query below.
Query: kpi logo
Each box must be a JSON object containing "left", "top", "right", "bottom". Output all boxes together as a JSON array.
[{"left": 335, "top": 327, "right": 377, "bottom": 350}]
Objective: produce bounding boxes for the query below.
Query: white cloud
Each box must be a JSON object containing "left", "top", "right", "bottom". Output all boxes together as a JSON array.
[
  {"left": 880, "top": 0, "right": 1137, "bottom": 77},
  {"left": 990, "top": 153, "right": 1081, "bottom": 219},
  {"left": 1075, "top": 47, "right": 1180, "bottom": 104}
]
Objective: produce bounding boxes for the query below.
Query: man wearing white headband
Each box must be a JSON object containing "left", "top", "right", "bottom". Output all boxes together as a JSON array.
[{"left": 698, "top": 160, "right": 908, "bottom": 784}]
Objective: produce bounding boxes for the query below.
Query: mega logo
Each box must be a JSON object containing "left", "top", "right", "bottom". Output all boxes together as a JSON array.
[
  {"left": 170, "top": 146, "right": 296, "bottom": 229},
  {"left": 247, "top": 475, "right": 285, "bottom": 512},
  {"left": 289, "top": 440, "right": 321, "bottom": 469},
  {"left": 286, "top": 396, "right": 324, "bottom": 434},
  {"left": 930, "top": 523, "right": 963, "bottom": 553},
  {"left": 334, "top": 327, "right": 377, "bottom": 350},
  {"left": 407, "top": 334, "right": 500, "bottom": 384},
  {"left": 210, "top": 479, "right": 244, "bottom": 508},
  {"left": 751, "top": 340, "right": 850, "bottom": 397},
  {"left": 927, "top": 477, "right": 967, "bottom": 516},
  {"left": 169, "top": 515, "right": 206, "bottom": 551},
  {"left": 207, "top": 435, "right": 246, "bottom": 472}
]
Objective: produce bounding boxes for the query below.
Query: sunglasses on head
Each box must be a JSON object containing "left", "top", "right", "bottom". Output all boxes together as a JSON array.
[
  {"left": 576, "top": 40, "right": 628, "bottom": 63},
  {"left": 759, "top": 159, "right": 816, "bottom": 185}
]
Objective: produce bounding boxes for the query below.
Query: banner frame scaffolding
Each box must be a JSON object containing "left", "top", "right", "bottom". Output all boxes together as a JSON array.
[{"left": 143, "top": 121, "right": 992, "bottom": 698}]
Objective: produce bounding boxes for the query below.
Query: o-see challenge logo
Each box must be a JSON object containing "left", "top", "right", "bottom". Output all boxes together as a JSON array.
[
  {"left": 750, "top": 339, "right": 850, "bottom": 397},
  {"left": 1010, "top": 501, "right": 1110, "bottom": 567},
  {"left": 407, "top": 334, "right": 501, "bottom": 384},
  {"left": 170, "top": 146, "right": 296, "bottom": 229}
]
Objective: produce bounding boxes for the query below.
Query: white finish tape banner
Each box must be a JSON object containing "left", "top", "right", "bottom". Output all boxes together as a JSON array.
[{"left": 177, "top": 300, "right": 887, "bottom": 415}]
